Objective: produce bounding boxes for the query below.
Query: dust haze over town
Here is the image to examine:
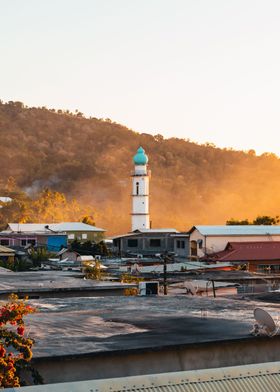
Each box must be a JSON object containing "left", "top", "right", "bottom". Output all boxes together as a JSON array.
[{"left": 1, "top": 101, "right": 280, "bottom": 234}]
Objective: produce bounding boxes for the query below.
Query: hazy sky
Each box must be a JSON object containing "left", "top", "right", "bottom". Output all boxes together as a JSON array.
[{"left": 1, "top": 0, "right": 280, "bottom": 155}]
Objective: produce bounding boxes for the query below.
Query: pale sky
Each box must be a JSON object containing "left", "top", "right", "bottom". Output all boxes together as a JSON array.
[{"left": 1, "top": 0, "right": 280, "bottom": 155}]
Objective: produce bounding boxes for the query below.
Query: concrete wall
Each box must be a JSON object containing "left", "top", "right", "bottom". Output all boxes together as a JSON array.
[
  {"left": 173, "top": 237, "right": 189, "bottom": 257},
  {"left": 67, "top": 231, "right": 104, "bottom": 243},
  {"left": 32, "top": 336, "right": 280, "bottom": 384},
  {"left": 131, "top": 167, "right": 150, "bottom": 231},
  {"left": 0, "top": 234, "right": 67, "bottom": 250},
  {"left": 0, "top": 287, "right": 134, "bottom": 300},
  {"left": 47, "top": 235, "right": 67, "bottom": 251},
  {"left": 120, "top": 233, "right": 175, "bottom": 256}
]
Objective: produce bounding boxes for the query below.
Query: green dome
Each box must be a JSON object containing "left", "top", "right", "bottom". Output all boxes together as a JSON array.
[{"left": 133, "top": 146, "right": 148, "bottom": 165}]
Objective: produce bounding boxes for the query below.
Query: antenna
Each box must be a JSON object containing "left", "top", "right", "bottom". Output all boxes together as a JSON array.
[{"left": 251, "top": 308, "right": 279, "bottom": 337}]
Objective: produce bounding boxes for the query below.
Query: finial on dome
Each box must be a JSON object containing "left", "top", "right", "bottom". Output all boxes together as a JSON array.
[{"left": 133, "top": 146, "right": 148, "bottom": 165}]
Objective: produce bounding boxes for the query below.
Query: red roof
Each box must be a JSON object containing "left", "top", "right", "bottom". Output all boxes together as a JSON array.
[{"left": 208, "top": 241, "right": 280, "bottom": 262}]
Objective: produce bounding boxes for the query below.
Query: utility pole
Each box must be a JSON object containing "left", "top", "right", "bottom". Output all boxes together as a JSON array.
[
  {"left": 211, "top": 280, "right": 216, "bottom": 298},
  {"left": 163, "top": 252, "right": 168, "bottom": 295}
]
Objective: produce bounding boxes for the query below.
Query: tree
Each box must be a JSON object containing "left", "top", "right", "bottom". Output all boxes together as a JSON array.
[
  {"left": 81, "top": 215, "right": 95, "bottom": 226},
  {"left": 226, "top": 218, "right": 250, "bottom": 225},
  {"left": 226, "top": 215, "right": 280, "bottom": 226},
  {"left": 83, "top": 260, "right": 103, "bottom": 280},
  {"left": 4, "top": 176, "right": 17, "bottom": 193},
  {"left": 253, "top": 215, "right": 279, "bottom": 225},
  {"left": 70, "top": 239, "right": 109, "bottom": 256}
]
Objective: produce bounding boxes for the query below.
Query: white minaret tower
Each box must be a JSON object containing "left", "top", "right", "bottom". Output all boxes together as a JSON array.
[{"left": 131, "top": 146, "right": 150, "bottom": 231}]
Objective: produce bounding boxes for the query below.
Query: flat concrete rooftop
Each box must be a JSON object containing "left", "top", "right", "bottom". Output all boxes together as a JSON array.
[
  {"left": 0, "top": 270, "right": 135, "bottom": 297},
  {"left": 3, "top": 295, "right": 279, "bottom": 384},
  {"left": 21, "top": 295, "right": 279, "bottom": 359}
]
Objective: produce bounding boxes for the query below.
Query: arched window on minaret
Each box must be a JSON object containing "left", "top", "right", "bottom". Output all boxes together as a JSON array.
[{"left": 136, "top": 182, "right": 139, "bottom": 195}]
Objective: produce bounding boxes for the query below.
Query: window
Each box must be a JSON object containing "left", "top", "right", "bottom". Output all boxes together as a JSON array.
[
  {"left": 68, "top": 234, "right": 75, "bottom": 240},
  {"left": 176, "top": 240, "right": 185, "bottom": 249},
  {"left": 150, "top": 239, "right": 161, "bottom": 247},
  {"left": 257, "top": 264, "right": 280, "bottom": 273},
  {"left": 82, "top": 233, "right": 88, "bottom": 240},
  {"left": 21, "top": 239, "right": 36, "bottom": 246},
  {"left": 136, "top": 182, "right": 139, "bottom": 195},
  {"left": 0, "top": 239, "right": 9, "bottom": 246},
  {"left": 197, "top": 239, "right": 203, "bottom": 249},
  {"left": 127, "top": 239, "right": 138, "bottom": 247}
]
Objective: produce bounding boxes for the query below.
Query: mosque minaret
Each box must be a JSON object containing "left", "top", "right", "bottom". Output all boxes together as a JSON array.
[{"left": 131, "top": 147, "right": 150, "bottom": 231}]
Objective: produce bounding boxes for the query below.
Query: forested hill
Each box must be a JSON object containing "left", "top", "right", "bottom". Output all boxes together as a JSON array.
[{"left": 1, "top": 100, "right": 280, "bottom": 234}]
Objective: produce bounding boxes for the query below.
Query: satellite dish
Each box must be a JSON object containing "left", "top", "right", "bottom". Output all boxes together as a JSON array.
[{"left": 252, "top": 308, "right": 278, "bottom": 336}]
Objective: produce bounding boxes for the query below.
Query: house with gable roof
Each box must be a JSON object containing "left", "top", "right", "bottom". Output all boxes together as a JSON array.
[{"left": 189, "top": 225, "right": 280, "bottom": 258}]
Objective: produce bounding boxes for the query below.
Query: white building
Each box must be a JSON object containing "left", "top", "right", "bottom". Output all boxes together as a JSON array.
[
  {"left": 131, "top": 147, "right": 150, "bottom": 231},
  {"left": 189, "top": 225, "right": 280, "bottom": 258}
]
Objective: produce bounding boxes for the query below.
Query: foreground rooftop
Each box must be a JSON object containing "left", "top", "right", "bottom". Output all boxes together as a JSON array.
[
  {"left": 6, "top": 361, "right": 280, "bottom": 392},
  {"left": 22, "top": 295, "right": 279, "bottom": 359}
]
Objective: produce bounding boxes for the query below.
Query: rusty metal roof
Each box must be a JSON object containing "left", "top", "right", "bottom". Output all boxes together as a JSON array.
[
  {"left": 211, "top": 241, "right": 280, "bottom": 261},
  {"left": 7, "top": 361, "right": 280, "bottom": 391}
]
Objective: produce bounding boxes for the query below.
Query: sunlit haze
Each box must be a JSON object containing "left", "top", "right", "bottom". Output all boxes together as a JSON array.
[{"left": 1, "top": 0, "right": 280, "bottom": 155}]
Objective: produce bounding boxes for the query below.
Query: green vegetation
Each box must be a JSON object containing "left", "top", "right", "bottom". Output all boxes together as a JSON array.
[
  {"left": 1, "top": 100, "right": 280, "bottom": 233},
  {"left": 0, "top": 186, "right": 93, "bottom": 231},
  {"left": 226, "top": 215, "right": 280, "bottom": 225},
  {"left": 120, "top": 274, "right": 142, "bottom": 296},
  {"left": 83, "top": 260, "right": 104, "bottom": 280},
  {"left": 29, "top": 248, "right": 53, "bottom": 267},
  {"left": 70, "top": 239, "right": 109, "bottom": 256}
]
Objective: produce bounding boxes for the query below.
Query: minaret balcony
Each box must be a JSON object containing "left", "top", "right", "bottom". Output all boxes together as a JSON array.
[
  {"left": 131, "top": 172, "right": 148, "bottom": 177},
  {"left": 130, "top": 212, "right": 150, "bottom": 215}
]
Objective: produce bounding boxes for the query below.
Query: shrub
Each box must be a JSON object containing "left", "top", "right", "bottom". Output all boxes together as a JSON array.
[{"left": 0, "top": 294, "right": 40, "bottom": 388}]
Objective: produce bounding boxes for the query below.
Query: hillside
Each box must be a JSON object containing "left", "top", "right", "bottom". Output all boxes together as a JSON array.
[{"left": 1, "top": 100, "right": 280, "bottom": 235}]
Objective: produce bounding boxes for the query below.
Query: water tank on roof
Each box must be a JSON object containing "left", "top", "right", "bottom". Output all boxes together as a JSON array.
[{"left": 139, "top": 281, "right": 159, "bottom": 296}]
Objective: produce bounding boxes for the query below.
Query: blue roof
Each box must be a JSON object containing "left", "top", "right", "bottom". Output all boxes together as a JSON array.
[
  {"left": 193, "top": 225, "right": 280, "bottom": 236},
  {"left": 133, "top": 146, "right": 148, "bottom": 165}
]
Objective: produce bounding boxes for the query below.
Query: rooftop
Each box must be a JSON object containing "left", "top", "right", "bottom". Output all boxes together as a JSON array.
[
  {"left": 191, "top": 225, "right": 280, "bottom": 236},
  {"left": 0, "top": 244, "right": 16, "bottom": 254},
  {"left": 0, "top": 270, "right": 134, "bottom": 296},
  {"left": 111, "top": 228, "right": 179, "bottom": 239},
  {"left": 211, "top": 241, "right": 280, "bottom": 261},
  {"left": 134, "top": 228, "right": 178, "bottom": 233},
  {"left": 7, "top": 361, "right": 280, "bottom": 392},
  {"left": 16, "top": 295, "right": 280, "bottom": 359},
  {"left": 7, "top": 222, "right": 106, "bottom": 233}
]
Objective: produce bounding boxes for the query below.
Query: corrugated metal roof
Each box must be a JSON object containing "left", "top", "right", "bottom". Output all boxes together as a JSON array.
[
  {"left": 111, "top": 232, "right": 143, "bottom": 239},
  {"left": 112, "top": 229, "right": 178, "bottom": 240},
  {"left": 0, "top": 196, "right": 12, "bottom": 203},
  {"left": 211, "top": 241, "right": 280, "bottom": 261},
  {"left": 194, "top": 225, "right": 280, "bottom": 236},
  {"left": 7, "top": 361, "right": 280, "bottom": 391},
  {"left": 134, "top": 228, "right": 179, "bottom": 233},
  {"left": 7, "top": 222, "right": 105, "bottom": 233},
  {"left": 0, "top": 244, "right": 15, "bottom": 253}
]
